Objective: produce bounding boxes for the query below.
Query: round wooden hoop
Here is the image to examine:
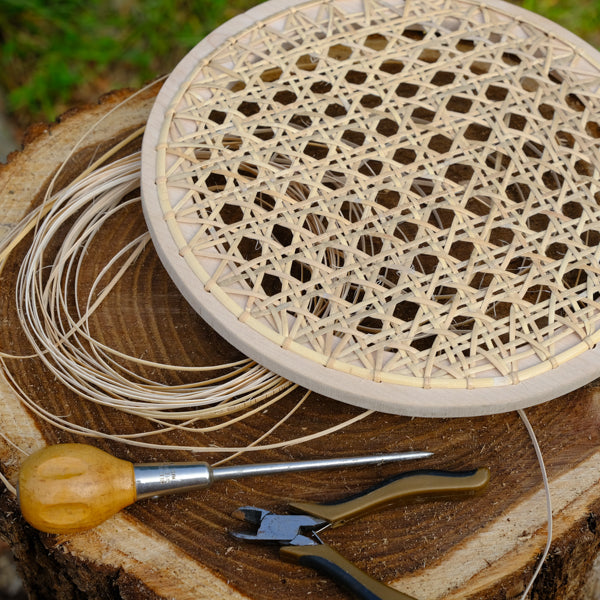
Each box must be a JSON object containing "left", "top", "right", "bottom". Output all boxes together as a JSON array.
[{"left": 141, "top": 0, "right": 600, "bottom": 416}]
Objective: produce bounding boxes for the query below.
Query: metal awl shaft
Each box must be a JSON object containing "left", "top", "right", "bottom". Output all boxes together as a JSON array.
[
  {"left": 134, "top": 451, "right": 432, "bottom": 499},
  {"left": 212, "top": 451, "right": 433, "bottom": 480}
]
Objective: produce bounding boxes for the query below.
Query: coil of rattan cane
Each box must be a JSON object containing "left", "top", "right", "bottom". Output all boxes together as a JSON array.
[{"left": 141, "top": 0, "right": 600, "bottom": 416}]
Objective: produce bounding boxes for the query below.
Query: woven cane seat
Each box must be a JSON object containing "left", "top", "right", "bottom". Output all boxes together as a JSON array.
[{"left": 141, "top": 0, "right": 600, "bottom": 416}]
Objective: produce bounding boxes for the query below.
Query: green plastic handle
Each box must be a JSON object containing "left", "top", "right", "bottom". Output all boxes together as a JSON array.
[
  {"left": 282, "top": 543, "right": 417, "bottom": 600},
  {"left": 289, "top": 468, "right": 490, "bottom": 525},
  {"left": 282, "top": 469, "right": 490, "bottom": 599}
]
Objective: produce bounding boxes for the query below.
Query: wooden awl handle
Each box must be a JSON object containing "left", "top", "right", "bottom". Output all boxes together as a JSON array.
[{"left": 18, "top": 443, "right": 136, "bottom": 534}]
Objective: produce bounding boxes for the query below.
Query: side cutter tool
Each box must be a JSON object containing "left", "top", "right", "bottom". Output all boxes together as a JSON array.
[{"left": 231, "top": 468, "right": 490, "bottom": 600}]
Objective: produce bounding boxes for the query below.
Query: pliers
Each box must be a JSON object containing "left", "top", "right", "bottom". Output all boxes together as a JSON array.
[{"left": 231, "top": 468, "right": 490, "bottom": 600}]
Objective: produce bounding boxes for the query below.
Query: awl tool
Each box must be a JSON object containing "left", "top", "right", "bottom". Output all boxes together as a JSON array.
[
  {"left": 17, "top": 443, "right": 432, "bottom": 534},
  {"left": 232, "top": 468, "right": 490, "bottom": 600}
]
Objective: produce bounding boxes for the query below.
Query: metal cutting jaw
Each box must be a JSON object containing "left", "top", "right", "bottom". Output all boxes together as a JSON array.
[{"left": 231, "top": 506, "right": 328, "bottom": 546}]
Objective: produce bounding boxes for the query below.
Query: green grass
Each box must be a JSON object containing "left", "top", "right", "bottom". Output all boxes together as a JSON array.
[
  {"left": 520, "top": 0, "right": 600, "bottom": 46},
  {"left": 0, "top": 0, "right": 258, "bottom": 127},
  {"left": 0, "top": 0, "right": 598, "bottom": 129}
]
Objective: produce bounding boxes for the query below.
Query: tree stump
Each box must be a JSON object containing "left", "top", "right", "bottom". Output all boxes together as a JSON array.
[{"left": 1, "top": 85, "right": 600, "bottom": 600}]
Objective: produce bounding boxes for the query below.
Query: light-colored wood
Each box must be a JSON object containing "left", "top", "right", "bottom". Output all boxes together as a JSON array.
[
  {"left": 141, "top": 0, "right": 600, "bottom": 417},
  {"left": 1, "top": 80, "right": 600, "bottom": 600},
  {"left": 18, "top": 444, "right": 136, "bottom": 534}
]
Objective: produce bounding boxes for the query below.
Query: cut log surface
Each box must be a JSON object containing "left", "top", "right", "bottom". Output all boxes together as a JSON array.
[{"left": 0, "top": 85, "right": 600, "bottom": 600}]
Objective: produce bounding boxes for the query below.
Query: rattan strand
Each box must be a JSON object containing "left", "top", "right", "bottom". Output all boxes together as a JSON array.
[
  {"left": 0, "top": 145, "right": 375, "bottom": 453},
  {"left": 144, "top": 0, "right": 600, "bottom": 403}
]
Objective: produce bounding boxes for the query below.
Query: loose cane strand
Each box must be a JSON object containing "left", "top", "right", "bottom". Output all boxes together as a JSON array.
[
  {"left": 518, "top": 409, "right": 553, "bottom": 599},
  {"left": 0, "top": 146, "right": 372, "bottom": 454}
]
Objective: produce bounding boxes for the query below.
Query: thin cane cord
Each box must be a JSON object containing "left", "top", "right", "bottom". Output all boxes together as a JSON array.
[
  {"left": 0, "top": 75, "right": 162, "bottom": 267},
  {"left": 0, "top": 432, "right": 23, "bottom": 495},
  {"left": 518, "top": 409, "right": 553, "bottom": 599},
  {"left": 0, "top": 140, "right": 372, "bottom": 455},
  {"left": 0, "top": 473, "right": 15, "bottom": 496}
]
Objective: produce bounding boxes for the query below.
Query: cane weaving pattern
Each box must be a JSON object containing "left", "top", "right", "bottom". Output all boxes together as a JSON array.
[{"left": 154, "top": 0, "right": 600, "bottom": 388}]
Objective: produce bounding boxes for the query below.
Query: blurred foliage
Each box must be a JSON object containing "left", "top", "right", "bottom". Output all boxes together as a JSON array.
[
  {"left": 0, "top": 0, "right": 249, "bottom": 127},
  {"left": 0, "top": 0, "right": 598, "bottom": 129},
  {"left": 520, "top": 0, "right": 600, "bottom": 45}
]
